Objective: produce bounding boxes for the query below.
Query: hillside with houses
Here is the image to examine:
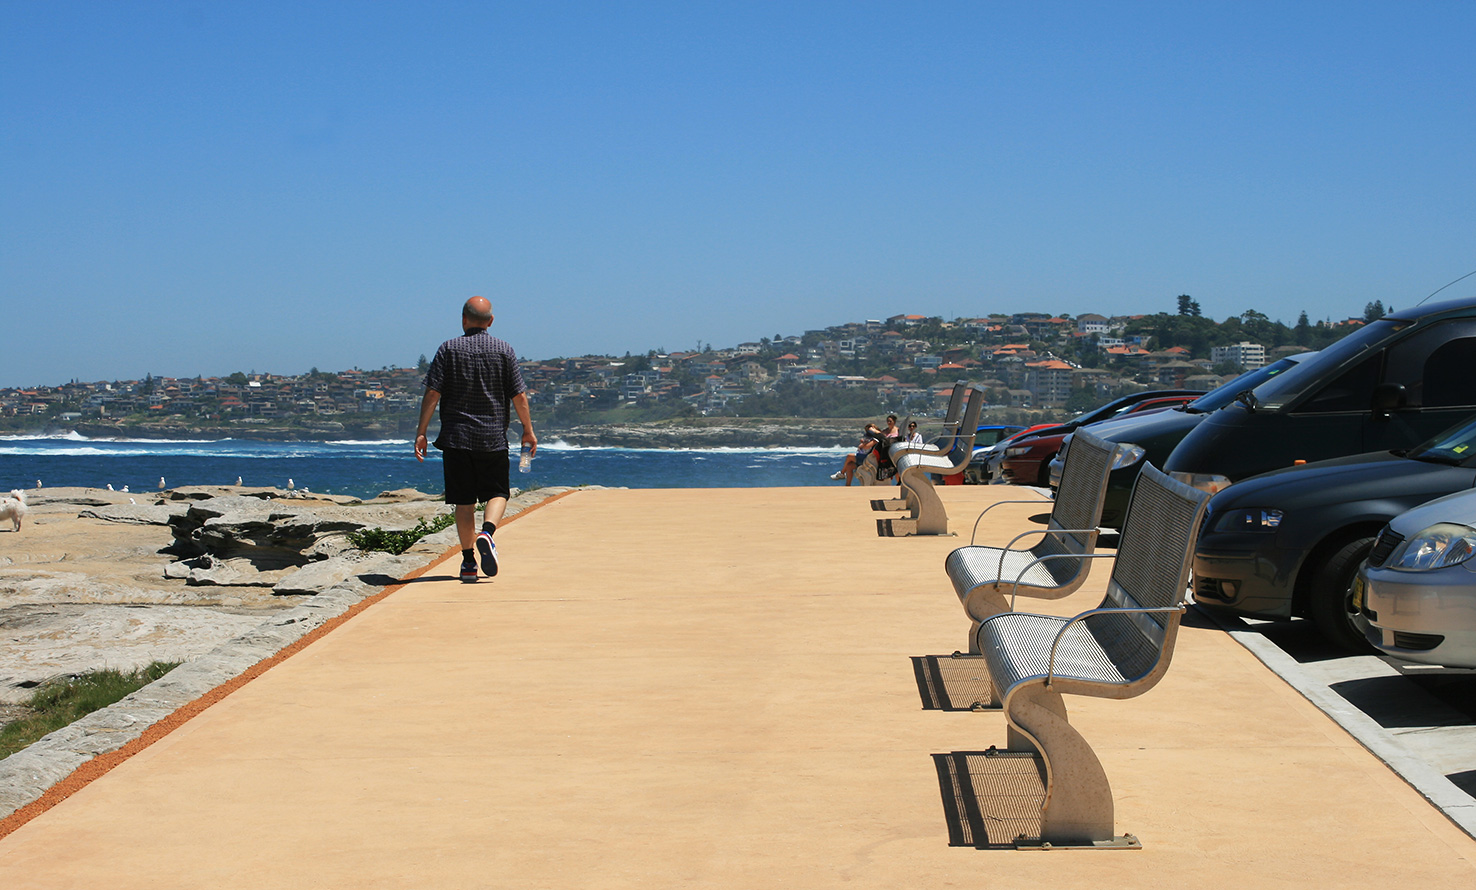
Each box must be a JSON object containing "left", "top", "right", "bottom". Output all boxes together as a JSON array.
[{"left": 0, "top": 303, "right": 1370, "bottom": 441}]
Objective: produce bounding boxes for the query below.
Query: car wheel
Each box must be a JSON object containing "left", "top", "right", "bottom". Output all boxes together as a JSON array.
[{"left": 1308, "top": 536, "right": 1377, "bottom": 654}]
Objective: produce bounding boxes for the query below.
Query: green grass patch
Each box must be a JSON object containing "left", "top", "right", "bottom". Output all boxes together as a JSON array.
[
  {"left": 0, "top": 662, "right": 180, "bottom": 761},
  {"left": 347, "top": 512, "right": 457, "bottom": 555}
]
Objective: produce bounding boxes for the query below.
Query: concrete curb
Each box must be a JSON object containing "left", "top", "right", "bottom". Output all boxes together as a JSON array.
[
  {"left": 0, "top": 486, "right": 586, "bottom": 822},
  {"left": 1199, "top": 605, "right": 1476, "bottom": 840}
]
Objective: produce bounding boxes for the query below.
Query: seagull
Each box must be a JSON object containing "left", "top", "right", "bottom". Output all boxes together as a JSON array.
[
  {"left": 129, "top": 498, "right": 136, "bottom": 504},
  {"left": 287, "top": 478, "right": 295, "bottom": 491},
  {"left": 35, "top": 480, "right": 42, "bottom": 489},
  {"left": 236, "top": 476, "right": 243, "bottom": 486},
  {"left": 121, "top": 485, "right": 129, "bottom": 493},
  {"left": 107, "top": 484, "right": 114, "bottom": 491},
  {"left": 158, "top": 477, "right": 166, "bottom": 490}
]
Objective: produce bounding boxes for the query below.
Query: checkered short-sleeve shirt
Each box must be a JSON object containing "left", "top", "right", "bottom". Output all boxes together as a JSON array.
[{"left": 423, "top": 331, "right": 526, "bottom": 452}]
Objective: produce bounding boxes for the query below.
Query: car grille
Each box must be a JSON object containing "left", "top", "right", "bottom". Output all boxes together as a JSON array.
[
  {"left": 1367, "top": 528, "right": 1404, "bottom": 568},
  {"left": 1391, "top": 631, "right": 1444, "bottom": 651}
]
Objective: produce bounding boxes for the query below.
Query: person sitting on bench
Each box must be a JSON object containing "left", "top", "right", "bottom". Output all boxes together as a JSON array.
[{"left": 831, "top": 424, "right": 886, "bottom": 485}]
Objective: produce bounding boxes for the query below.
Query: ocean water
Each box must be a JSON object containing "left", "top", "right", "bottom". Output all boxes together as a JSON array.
[{"left": 0, "top": 434, "right": 853, "bottom": 499}]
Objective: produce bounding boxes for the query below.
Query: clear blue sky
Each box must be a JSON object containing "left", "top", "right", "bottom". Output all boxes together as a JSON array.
[{"left": 4, "top": 1, "right": 1474, "bottom": 389}]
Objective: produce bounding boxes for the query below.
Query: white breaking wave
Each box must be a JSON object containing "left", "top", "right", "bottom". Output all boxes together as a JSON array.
[
  {"left": 539, "top": 439, "right": 851, "bottom": 455},
  {"left": 0, "top": 430, "right": 91, "bottom": 442}
]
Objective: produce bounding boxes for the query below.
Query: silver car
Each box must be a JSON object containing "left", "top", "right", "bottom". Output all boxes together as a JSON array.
[{"left": 1357, "top": 488, "right": 1476, "bottom": 668}]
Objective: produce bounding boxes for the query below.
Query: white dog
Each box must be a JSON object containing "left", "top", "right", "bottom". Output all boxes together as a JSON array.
[{"left": 0, "top": 489, "right": 27, "bottom": 532}]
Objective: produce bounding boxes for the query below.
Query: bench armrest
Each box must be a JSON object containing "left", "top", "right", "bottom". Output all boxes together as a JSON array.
[
  {"left": 885, "top": 419, "right": 968, "bottom": 457},
  {"left": 1045, "top": 605, "right": 1186, "bottom": 687},
  {"left": 969, "top": 497, "right": 1054, "bottom": 543},
  {"left": 896, "top": 425, "right": 970, "bottom": 459},
  {"left": 995, "top": 527, "right": 1100, "bottom": 574},
  {"left": 888, "top": 442, "right": 942, "bottom": 461},
  {"left": 1006, "top": 552, "right": 1116, "bottom": 608}
]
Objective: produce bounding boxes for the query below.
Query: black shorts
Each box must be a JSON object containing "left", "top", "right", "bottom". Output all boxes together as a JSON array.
[{"left": 441, "top": 448, "right": 511, "bottom": 505}]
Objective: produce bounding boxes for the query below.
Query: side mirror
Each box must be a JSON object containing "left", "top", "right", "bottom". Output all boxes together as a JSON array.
[{"left": 1371, "top": 382, "right": 1406, "bottom": 420}]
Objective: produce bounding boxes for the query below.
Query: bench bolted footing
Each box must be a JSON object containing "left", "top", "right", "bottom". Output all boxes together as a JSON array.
[
  {"left": 878, "top": 517, "right": 954, "bottom": 537},
  {"left": 1013, "top": 834, "right": 1142, "bottom": 851}
]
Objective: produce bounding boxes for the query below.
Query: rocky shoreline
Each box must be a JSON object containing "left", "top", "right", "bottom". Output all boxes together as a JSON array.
[{"left": 0, "top": 483, "right": 581, "bottom": 819}]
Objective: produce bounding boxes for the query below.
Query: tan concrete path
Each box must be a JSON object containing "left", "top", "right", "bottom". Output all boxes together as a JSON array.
[{"left": 1, "top": 486, "right": 1474, "bottom": 888}]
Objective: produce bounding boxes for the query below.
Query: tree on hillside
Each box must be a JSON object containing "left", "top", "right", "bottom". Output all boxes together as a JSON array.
[
  {"left": 1127, "top": 312, "right": 1221, "bottom": 358},
  {"left": 1176, "top": 294, "right": 1202, "bottom": 317},
  {"left": 1364, "top": 300, "right": 1386, "bottom": 323},
  {"left": 1295, "top": 311, "right": 1312, "bottom": 346},
  {"left": 1239, "top": 309, "right": 1279, "bottom": 345}
]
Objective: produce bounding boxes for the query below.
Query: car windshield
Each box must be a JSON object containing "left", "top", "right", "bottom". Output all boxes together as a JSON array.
[
  {"left": 1185, "top": 354, "right": 1311, "bottom": 413},
  {"left": 1075, "top": 395, "right": 1167, "bottom": 425},
  {"left": 1411, "top": 413, "right": 1476, "bottom": 465},
  {"left": 1251, "top": 319, "right": 1408, "bottom": 409}
]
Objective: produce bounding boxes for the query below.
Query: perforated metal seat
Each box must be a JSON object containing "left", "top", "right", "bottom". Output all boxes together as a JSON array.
[{"left": 945, "top": 431, "right": 1116, "bottom": 651}]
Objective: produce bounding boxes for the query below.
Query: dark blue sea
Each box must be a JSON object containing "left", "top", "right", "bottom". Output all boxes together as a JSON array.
[{"left": 0, "top": 434, "right": 852, "bottom": 499}]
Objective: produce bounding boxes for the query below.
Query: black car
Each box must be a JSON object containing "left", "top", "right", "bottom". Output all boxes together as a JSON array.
[
  {"left": 1192, "top": 411, "right": 1476, "bottom": 651},
  {"left": 1166, "top": 296, "right": 1476, "bottom": 493},
  {"left": 1050, "top": 354, "right": 1312, "bottom": 527}
]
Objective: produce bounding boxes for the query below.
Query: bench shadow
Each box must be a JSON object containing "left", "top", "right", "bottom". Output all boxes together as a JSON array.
[
  {"left": 931, "top": 750, "right": 1045, "bottom": 849},
  {"left": 910, "top": 655, "right": 998, "bottom": 712}
]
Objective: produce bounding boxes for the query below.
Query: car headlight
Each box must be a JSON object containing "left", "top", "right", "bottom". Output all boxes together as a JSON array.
[
  {"left": 1111, "top": 443, "right": 1146, "bottom": 470},
  {"left": 1005, "top": 446, "right": 1033, "bottom": 458},
  {"left": 1389, "top": 522, "right": 1476, "bottom": 571},
  {"left": 1212, "top": 508, "right": 1284, "bottom": 533},
  {"left": 1169, "top": 471, "right": 1233, "bottom": 495}
]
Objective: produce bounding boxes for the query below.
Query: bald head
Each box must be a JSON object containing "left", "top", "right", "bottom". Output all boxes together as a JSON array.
[{"left": 462, "top": 296, "right": 493, "bottom": 329}]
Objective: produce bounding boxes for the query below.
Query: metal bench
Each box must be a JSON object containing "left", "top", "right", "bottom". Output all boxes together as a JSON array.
[
  {"left": 972, "top": 464, "right": 1209, "bottom": 848},
  {"left": 874, "top": 385, "right": 987, "bottom": 536},
  {"left": 944, "top": 430, "right": 1116, "bottom": 655},
  {"left": 856, "top": 381, "right": 970, "bottom": 486},
  {"left": 888, "top": 381, "right": 969, "bottom": 464}
]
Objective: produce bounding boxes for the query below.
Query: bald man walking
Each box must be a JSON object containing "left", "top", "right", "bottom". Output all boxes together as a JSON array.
[{"left": 415, "top": 296, "right": 538, "bottom": 582}]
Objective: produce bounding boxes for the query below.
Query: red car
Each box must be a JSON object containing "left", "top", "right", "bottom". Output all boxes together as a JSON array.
[{"left": 998, "top": 391, "right": 1199, "bottom": 486}]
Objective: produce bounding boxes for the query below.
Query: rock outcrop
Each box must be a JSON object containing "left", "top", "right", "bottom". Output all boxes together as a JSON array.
[{"left": 163, "top": 495, "right": 440, "bottom": 583}]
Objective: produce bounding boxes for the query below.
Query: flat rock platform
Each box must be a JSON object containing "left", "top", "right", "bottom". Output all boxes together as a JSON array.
[{"left": 1, "top": 486, "right": 1474, "bottom": 887}]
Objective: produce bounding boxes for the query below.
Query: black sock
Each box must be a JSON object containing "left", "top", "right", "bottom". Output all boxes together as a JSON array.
[
  {"left": 462, "top": 548, "right": 474, "bottom": 562},
  {"left": 482, "top": 521, "right": 496, "bottom": 536}
]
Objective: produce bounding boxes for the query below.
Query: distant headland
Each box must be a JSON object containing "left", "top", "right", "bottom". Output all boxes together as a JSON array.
[{"left": 3, "top": 304, "right": 1370, "bottom": 445}]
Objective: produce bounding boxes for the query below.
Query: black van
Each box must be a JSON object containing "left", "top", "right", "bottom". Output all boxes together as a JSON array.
[{"left": 1164, "top": 296, "right": 1476, "bottom": 493}]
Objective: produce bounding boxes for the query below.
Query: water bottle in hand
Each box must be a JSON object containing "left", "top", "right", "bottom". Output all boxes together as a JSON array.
[{"left": 519, "top": 445, "right": 532, "bottom": 473}]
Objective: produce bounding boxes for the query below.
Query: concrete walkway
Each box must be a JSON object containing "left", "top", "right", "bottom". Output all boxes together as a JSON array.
[{"left": 1, "top": 486, "right": 1474, "bottom": 888}]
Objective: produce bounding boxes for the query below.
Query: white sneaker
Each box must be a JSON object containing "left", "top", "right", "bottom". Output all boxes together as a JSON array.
[
  {"left": 476, "top": 531, "right": 499, "bottom": 577},
  {"left": 830, "top": 471, "right": 844, "bottom": 480}
]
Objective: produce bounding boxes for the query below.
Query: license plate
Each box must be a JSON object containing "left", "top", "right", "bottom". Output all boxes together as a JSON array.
[{"left": 1350, "top": 574, "right": 1366, "bottom": 612}]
